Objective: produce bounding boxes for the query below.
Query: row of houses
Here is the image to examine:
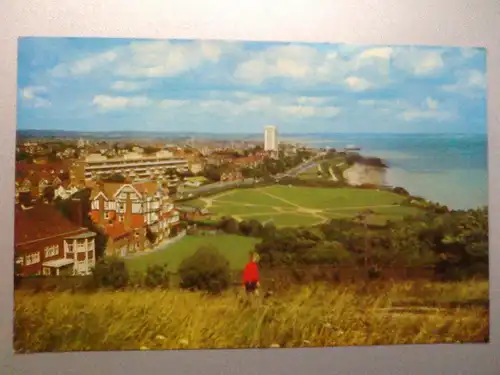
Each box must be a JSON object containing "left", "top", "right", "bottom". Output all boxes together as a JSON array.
[{"left": 14, "top": 180, "right": 183, "bottom": 277}]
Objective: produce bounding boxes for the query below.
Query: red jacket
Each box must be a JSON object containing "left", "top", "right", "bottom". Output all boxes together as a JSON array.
[{"left": 242, "top": 261, "right": 259, "bottom": 285}]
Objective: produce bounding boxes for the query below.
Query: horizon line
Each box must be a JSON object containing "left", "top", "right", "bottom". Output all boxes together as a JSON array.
[{"left": 16, "top": 128, "right": 487, "bottom": 136}]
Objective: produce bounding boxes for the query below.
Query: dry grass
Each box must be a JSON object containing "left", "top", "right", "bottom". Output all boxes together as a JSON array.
[{"left": 14, "top": 280, "right": 489, "bottom": 353}]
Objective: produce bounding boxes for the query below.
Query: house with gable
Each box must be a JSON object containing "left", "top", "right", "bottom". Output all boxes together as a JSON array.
[
  {"left": 15, "top": 202, "right": 97, "bottom": 277},
  {"left": 89, "top": 181, "right": 181, "bottom": 257}
]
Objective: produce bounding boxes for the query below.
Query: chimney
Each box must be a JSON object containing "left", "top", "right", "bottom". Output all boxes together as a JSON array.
[{"left": 124, "top": 193, "right": 132, "bottom": 230}]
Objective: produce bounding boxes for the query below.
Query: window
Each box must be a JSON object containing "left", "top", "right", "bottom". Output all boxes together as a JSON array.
[
  {"left": 104, "top": 212, "right": 109, "bottom": 219},
  {"left": 25, "top": 252, "right": 40, "bottom": 265},
  {"left": 44, "top": 245, "right": 59, "bottom": 258},
  {"left": 67, "top": 242, "right": 74, "bottom": 253},
  {"left": 43, "top": 267, "right": 51, "bottom": 276},
  {"left": 118, "top": 215, "right": 124, "bottom": 222},
  {"left": 132, "top": 202, "right": 142, "bottom": 213},
  {"left": 15, "top": 256, "right": 24, "bottom": 266}
]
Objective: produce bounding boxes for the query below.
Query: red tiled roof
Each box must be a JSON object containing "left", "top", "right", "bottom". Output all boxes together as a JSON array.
[{"left": 15, "top": 204, "right": 89, "bottom": 246}]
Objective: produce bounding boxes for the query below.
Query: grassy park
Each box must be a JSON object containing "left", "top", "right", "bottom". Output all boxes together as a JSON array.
[
  {"left": 125, "top": 234, "right": 260, "bottom": 273},
  {"left": 186, "top": 185, "right": 423, "bottom": 227}
]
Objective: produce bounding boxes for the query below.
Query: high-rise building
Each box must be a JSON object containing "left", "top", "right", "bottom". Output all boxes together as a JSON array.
[{"left": 264, "top": 125, "right": 278, "bottom": 151}]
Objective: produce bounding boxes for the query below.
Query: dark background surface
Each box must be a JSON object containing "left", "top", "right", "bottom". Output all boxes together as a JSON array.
[{"left": 1, "top": 0, "right": 499, "bottom": 374}]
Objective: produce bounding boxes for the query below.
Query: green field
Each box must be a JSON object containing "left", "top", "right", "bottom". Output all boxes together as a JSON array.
[
  {"left": 125, "top": 235, "right": 260, "bottom": 273},
  {"left": 183, "top": 185, "right": 421, "bottom": 227},
  {"left": 243, "top": 213, "right": 325, "bottom": 227}
]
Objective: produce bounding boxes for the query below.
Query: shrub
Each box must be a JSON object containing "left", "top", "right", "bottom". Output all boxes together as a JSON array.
[
  {"left": 178, "top": 245, "right": 231, "bottom": 294},
  {"left": 92, "top": 257, "right": 129, "bottom": 289},
  {"left": 300, "top": 242, "right": 352, "bottom": 265},
  {"left": 248, "top": 219, "right": 263, "bottom": 237},
  {"left": 144, "top": 264, "right": 170, "bottom": 289},
  {"left": 219, "top": 216, "right": 240, "bottom": 234}
]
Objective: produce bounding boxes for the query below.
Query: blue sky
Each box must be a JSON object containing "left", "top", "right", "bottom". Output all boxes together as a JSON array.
[{"left": 17, "top": 37, "right": 487, "bottom": 134}]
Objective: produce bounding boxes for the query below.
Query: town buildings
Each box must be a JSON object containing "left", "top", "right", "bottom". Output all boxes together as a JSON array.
[
  {"left": 264, "top": 125, "right": 278, "bottom": 152},
  {"left": 15, "top": 202, "right": 97, "bottom": 277},
  {"left": 15, "top": 161, "right": 76, "bottom": 203},
  {"left": 88, "top": 181, "right": 181, "bottom": 257},
  {"left": 70, "top": 150, "right": 189, "bottom": 184}
]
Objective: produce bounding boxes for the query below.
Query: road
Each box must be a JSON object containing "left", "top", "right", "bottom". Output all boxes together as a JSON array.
[
  {"left": 280, "top": 152, "right": 326, "bottom": 178},
  {"left": 176, "top": 152, "right": 326, "bottom": 199}
]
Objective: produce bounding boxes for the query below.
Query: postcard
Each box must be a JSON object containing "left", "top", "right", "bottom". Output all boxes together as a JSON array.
[{"left": 14, "top": 37, "right": 488, "bottom": 353}]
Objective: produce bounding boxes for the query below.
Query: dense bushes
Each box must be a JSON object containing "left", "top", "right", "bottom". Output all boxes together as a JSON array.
[
  {"left": 92, "top": 257, "right": 129, "bottom": 290},
  {"left": 178, "top": 245, "right": 231, "bottom": 293},
  {"left": 144, "top": 264, "right": 170, "bottom": 288}
]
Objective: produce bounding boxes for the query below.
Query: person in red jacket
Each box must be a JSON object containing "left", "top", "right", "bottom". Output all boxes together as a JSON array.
[{"left": 242, "top": 251, "right": 260, "bottom": 296}]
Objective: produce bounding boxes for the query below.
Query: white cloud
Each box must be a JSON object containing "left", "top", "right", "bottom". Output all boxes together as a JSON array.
[
  {"left": 52, "top": 51, "right": 117, "bottom": 77},
  {"left": 442, "top": 69, "right": 486, "bottom": 97},
  {"left": 21, "top": 86, "right": 46, "bottom": 99},
  {"left": 20, "top": 86, "right": 51, "bottom": 108},
  {"left": 92, "top": 95, "right": 153, "bottom": 111},
  {"left": 297, "top": 96, "right": 329, "bottom": 104},
  {"left": 233, "top": 44, "right": 392, "bottom": 89},
  {"left": 233, "top": 45, "right": 324, "bottom": 84},
  {"left": 399, "top": 97, "right": 455, "bottom": 122},
  {"left": 460, "top": 47, "right": 480, "bottom": 59},
  {"left": 51, "top": 40, "right": 230, "bottom": 79},
  {"left": 32, "top": 97, "right": 51, "bottom": 108},
  {"left": 344, "top": 76, "right": 373, "bottom": 91},
  {"left": 281, "top": 105, "right": 341, "bottom": 118},
  {"left": 111, "top": 81, "right": 151, "bottom": 92},
  {"left": 392, "top": 48, "right": 444, "bottom": 76},
  {"left": 158, "top": 99, "right": 188, "bottom": 108},
  {"left": 358, "top": 47, "right": 393, "bottom": 60},
  {"left": 425, "top": 97, "right": 438, "bottom": 110},
  {"left": 401, "top": 109, "right": 455, "bottom": 121}
]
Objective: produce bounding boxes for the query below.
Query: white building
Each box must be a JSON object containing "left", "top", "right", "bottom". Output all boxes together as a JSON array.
[{"left": 264, "top": 125, "right": 278, "bottom": 151}]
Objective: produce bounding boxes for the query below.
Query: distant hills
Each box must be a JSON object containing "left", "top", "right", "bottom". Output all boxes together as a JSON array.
[{"left": 16, "top": 129, "right": 265, "bottom": 141}]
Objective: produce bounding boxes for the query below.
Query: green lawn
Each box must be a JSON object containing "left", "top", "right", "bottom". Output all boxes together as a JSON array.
[
  {"left": 125, "top": 235, "right": 260, "bottom": 273},
  {"left": 242, "top": 213, "right": 323, "bottom": 227},
  {"left": 216, "top": 189, "right": 294, "bottom": 208},
  {"left": 183, "top": 185, "right": 416, "bottom": 228},
  {"left": 261, "top": 186, "right": 404, "bottom": 209},
  {"left": 210, "top": 204, "right": 277, "bottom": 216}
]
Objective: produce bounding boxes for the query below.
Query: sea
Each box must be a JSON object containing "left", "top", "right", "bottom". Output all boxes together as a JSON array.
[{"left": 299, "top": 133, "right": 488, "bottom": 211}]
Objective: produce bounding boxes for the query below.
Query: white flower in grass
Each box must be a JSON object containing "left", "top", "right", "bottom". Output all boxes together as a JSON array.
[
  {"left": 179, "top": 339, "right": 189, "bottom": 347},
  {"left": 140, "top": 346, "right": 149, "bottom": 350},
  {"left": 156, "top": 335, "right": 166, "bottom": 341},
  {"left": 270, "top": 343, "right": 280, "bottom": 348}
]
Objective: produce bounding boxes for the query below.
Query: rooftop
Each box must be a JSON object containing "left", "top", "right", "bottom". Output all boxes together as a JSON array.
[{"left": 15, "top": 204, "right": 92, "bottom": 246}]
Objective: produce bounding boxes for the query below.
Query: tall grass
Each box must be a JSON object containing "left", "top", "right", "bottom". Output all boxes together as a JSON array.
[{"left": 14, "top": 280, "right": 489, "bottom": 353}]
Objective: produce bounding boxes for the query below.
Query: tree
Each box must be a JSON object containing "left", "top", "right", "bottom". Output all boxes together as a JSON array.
[
  {"left": 300, "top": 242, "right": 353, "bottom": 265},
  {"left": 178, "top": 245, "right": 231, "bottom": 293},
  {"left": 144, "top": 264, "right": 170, "bottom": 288},
  {"left": 238, "top": 220, "right": 252, "bottom": 236},
  {"left": 437, "top": 207, "right": 488, "bottom": 279},
  {"left": 42, "top": 186, "right": 55, "bottom": 203},
  {"left": 145, "top": 227, "right": 158, "bottom": 246},
  {"left": 248, "top": 219, "right": 263, "bottom": 237},
  {"left": 92, "top": 257, "right": 129, "bottom": 289},
  {"left": 261, "top": 221, "right": 277, "bottom": 239},
  {"left": 14, "top": 261, "right": 22, "bottom": 289},
  {"left": 219, "top": 216, "right": 240, "bottom": 234}
]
